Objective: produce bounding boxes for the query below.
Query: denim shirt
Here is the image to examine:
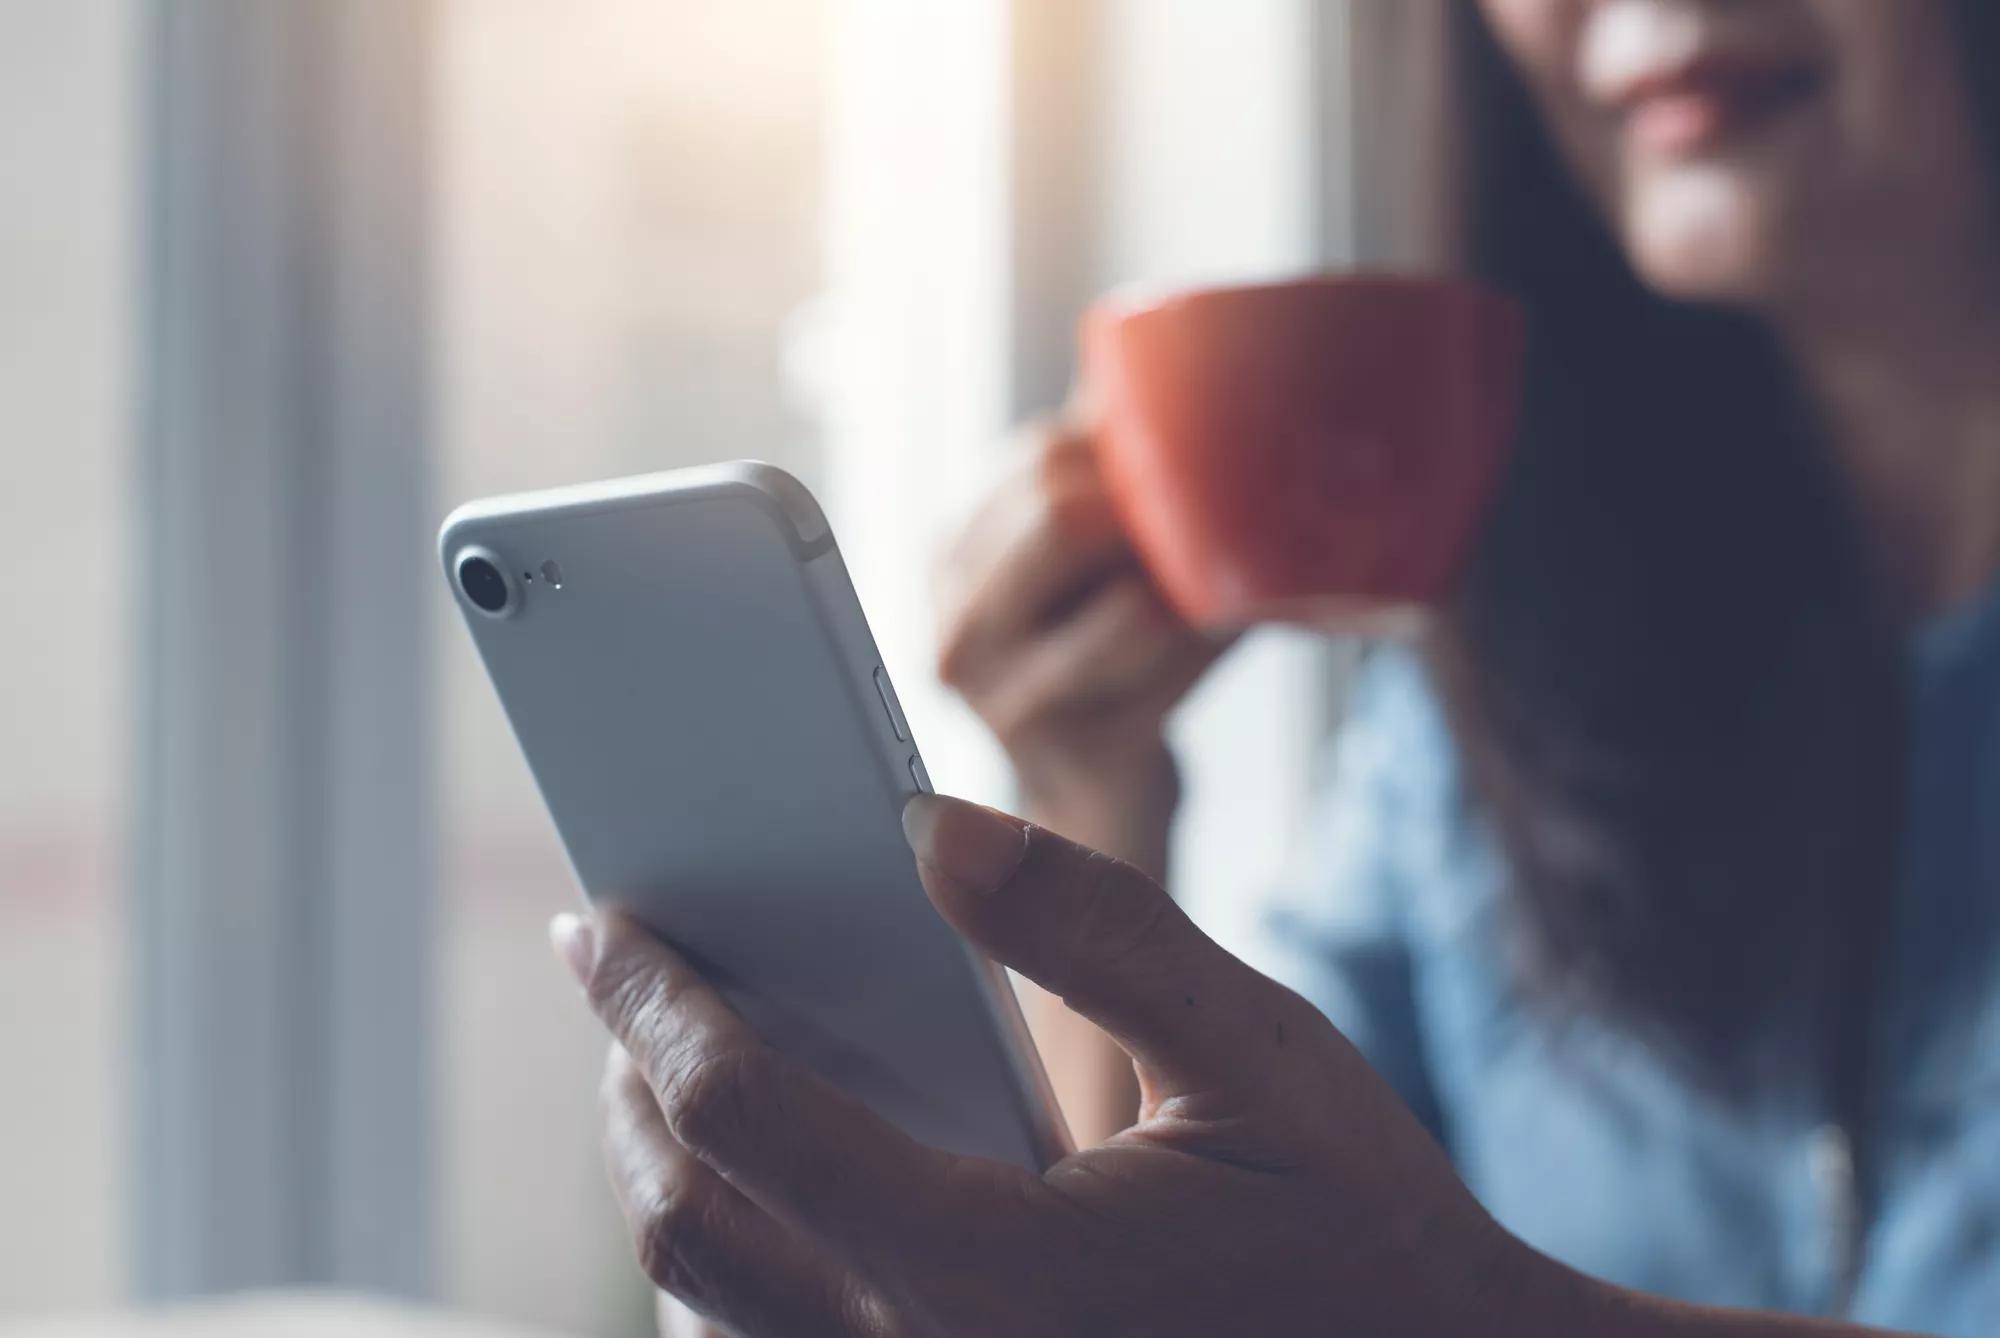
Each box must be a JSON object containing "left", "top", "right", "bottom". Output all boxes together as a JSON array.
[{"left": 1241, "top": 590, "right": 2000, "bottom": 1337}]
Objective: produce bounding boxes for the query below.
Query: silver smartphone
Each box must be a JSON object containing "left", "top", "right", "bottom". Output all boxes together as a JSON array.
[{"left": 439, "top": 462, "right": 1071, "bottom": 1170}]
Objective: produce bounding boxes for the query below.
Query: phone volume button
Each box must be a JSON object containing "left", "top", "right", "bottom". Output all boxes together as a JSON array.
[
  {"left": 873, "top": 666, "right": 911, "bottom": 742},
  {"left": 908, "top": 754, "right": 932, "bottom": 794}
]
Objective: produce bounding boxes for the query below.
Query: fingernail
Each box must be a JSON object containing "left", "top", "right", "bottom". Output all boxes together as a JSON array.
[
  {"left": 902, "top": 794, "right": 1029, "bottom": 896},
  {"left": 549, "top": 912, "right": 595, "bottom": 987}
]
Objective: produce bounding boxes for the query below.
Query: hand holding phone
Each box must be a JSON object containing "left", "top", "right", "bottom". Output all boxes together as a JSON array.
[{"left": 441, "top": 463, "right": 1070, "bottom": 1170}]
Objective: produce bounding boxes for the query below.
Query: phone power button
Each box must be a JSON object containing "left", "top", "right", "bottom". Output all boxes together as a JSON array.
[{"left": 873, "top": 667, "right": 911, "bottom": 742}]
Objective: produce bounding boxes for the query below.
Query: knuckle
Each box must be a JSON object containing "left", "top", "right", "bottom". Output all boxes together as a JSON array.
[
  {"left": 934, "top": 621, "right": 976, "bottom": 690},
  {"left": 602, "top": 958, "right": 705, "bottom": 1065},
  {"left": 633, "top": 1178, "right": 722, "bottom": 1299},
  {"left": 1027, "top": 414, "right": 1093, "bottom": 468},
  {"left": 1017, "top": 475, "right": 1062, "bottom": 539},
  {"left": 1040, "top": 483, "right": 1103, "bottom": 540},
  {"left": 1062, "top": 848, "right": 1183, "bottom": 994},
  {"left": 658, "top": 1045, "right": 768, "bottom": 1158}
]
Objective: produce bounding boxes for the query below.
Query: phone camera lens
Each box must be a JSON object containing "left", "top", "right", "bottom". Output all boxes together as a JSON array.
[{"left": 457, "top": 552, "right": 513, "bottom": 615}]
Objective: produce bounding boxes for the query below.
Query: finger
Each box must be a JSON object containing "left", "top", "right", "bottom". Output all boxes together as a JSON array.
[
  {"left": 982, "top": 577, "right": 1218, "bottom": 733},
  {"left": 600, "top": 1046, "right": 883, "bottom": 1337},
  {"left": 900, "top": 797, "right": 1282, "bottom": 1098},
  {"left": 1062, "top": 370, "right": 1102, "bottom": 425},
  {"left": 936, "top": 470, "right": 1130, "bottom": 690},
  {"left": 937, "top": 420, "right": 1100, "bottom": 605},
  {"left": 556, "top": 911, "right": 983, "bottom": 1263},
  {"left": 1035, "top": 414, "right": 1099, "bottom": 479},
  {"left": 939, "top": 473, "right": 1125, "bottom": 652}
]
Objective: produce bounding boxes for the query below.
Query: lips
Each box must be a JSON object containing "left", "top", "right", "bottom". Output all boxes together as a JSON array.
[
  {"left": 1617, "top": 60, "right": 1823, "bottom": 155},
  {"left": 1581, "top": 3, "right": 1822, "bottom": 156}
]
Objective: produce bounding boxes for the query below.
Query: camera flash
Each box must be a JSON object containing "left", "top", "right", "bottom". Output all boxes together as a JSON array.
[{"left": 540, "top": 559, "right": 564, "bottom": 589}]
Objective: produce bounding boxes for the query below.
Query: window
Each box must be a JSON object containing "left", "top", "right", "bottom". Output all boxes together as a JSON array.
[{"left": 0, "top": 0, "right": 135, "bottom": 1314}]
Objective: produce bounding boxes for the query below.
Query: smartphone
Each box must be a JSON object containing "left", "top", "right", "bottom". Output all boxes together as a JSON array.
[{"left": 439, "top": 462, "right": 1071, "bottom": 1171}]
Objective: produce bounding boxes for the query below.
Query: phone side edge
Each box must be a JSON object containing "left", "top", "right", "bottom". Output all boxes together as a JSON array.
[{"left": 796, "top": 538, "right": 1076, "bottom": 1169}]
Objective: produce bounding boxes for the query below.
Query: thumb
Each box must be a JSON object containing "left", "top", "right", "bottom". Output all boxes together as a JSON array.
[{"left": 902, "top": 793, "right": 1279, "bottom": 1096}]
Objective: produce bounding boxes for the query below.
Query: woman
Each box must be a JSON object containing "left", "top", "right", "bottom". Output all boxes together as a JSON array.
[
  {"left": 570, "top": 0, "right": 2000, "bottom": 1332},
  {"left": 946, "top": 0, "right": 2000, "bottom": 1320}
]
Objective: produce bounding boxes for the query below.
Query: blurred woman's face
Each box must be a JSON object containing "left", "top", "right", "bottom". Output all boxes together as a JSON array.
[{"left": 1478, "top": 0, "right": 1990, "bottom": 315}]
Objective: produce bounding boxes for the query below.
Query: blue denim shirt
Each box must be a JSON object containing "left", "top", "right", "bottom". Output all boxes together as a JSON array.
[{"left": 1241, "top": 589, "right": 2000, "bottom": 1336}]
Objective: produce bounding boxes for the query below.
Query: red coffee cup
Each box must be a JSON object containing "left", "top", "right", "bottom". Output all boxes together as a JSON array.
[{"left": 1082, "top": 275, "right": 1525, "bottom": 630}]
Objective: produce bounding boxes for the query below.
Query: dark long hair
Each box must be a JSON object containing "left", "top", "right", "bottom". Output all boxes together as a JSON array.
[{"left": 1430, "top": 0, "right": 2000, "bottom": 1093}]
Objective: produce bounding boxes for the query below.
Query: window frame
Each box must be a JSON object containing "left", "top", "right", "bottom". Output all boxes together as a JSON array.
[{"left": 135, "top": 0, "right": 434, "bottom": 1300}]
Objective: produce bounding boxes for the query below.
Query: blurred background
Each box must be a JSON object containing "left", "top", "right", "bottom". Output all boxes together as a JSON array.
[{"left": 0, "top": 1, "right": 1426, "bottom": 1333}]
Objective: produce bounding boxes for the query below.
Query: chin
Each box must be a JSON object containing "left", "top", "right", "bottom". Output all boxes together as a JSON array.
[{"left": 1616, "top": 163, "right": 1793, "bottom": 310}]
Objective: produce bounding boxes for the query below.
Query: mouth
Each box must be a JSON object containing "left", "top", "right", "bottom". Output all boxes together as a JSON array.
[
  {"left": 1580, "top": 3, "right": 1826, "bottom": 160},
  {"left": 1608, "top": 57, "right": 1825, "bottom": 157}
]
